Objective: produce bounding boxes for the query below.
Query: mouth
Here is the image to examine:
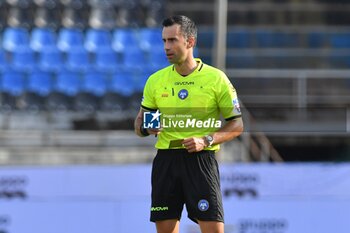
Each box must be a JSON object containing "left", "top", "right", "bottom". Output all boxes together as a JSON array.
[{"left": 166, "top": 53, "right": 174, "bottom": 59}]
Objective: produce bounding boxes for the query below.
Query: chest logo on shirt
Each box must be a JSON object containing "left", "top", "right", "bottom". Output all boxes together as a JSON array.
[
  {"left": 174, "top": 81, "right": 194, "bottom": 85},
  {"left": 178, "top": 89, "right": 188, "bottom": 100}
]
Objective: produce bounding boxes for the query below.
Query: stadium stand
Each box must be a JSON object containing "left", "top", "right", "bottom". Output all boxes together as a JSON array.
[{"left": 0, "top": 0, "right": 348, "bottom": 164}]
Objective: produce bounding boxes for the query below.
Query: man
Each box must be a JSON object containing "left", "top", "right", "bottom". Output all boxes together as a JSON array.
[{"left": 134, "top": 15, "right": 243, "bottom": 233}]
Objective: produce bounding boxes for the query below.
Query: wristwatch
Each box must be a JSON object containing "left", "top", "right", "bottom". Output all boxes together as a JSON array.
[{"left": 204, "top": 135, "right": 214, "bottom": 147}]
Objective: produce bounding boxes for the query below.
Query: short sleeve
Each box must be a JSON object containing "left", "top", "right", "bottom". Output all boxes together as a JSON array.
[
  {"left": 141, "top": 76, "right": 157, "bottom": 111},
  {"left": 216, "top": 73, "right": 242, "bottom": 121}
]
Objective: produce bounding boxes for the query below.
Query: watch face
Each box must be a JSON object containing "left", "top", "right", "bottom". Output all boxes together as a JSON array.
[{"left": 206, "top": 135, "right": 213, "bottom": 145}]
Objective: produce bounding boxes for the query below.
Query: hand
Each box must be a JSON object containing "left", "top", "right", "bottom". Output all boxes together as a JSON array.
[
  {"left": 182, "top": 137, "right": 207, "bottom": 153},
  {"left": 147, "top": 127, "right": 162, "bottom": 136}
]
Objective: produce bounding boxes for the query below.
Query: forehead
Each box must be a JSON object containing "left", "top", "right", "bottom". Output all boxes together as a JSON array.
[{"left": 162, "top": 24, "right": 183, "bottom": 39}]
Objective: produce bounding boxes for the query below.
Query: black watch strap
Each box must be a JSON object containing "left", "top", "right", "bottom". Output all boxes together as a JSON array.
[{"left": 140, "top": 125, "right": 150, "bottom": 137}]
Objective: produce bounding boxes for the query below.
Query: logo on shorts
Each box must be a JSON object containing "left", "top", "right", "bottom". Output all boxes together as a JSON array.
[
  {"left": 151, "top": 206, "right": 169, "bottom": 212},
  {"left": 198, "top": 199, "right": 209, "bottom": 211}
]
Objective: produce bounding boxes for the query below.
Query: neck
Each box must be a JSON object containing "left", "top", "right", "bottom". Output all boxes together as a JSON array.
[{"left": 175, "top": 57, "right": 198, "bottom": 76}]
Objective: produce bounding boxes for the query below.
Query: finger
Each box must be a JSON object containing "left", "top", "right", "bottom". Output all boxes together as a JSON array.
[
  {"left": 182, "top": 141, "right": 191, "bottom": 147},
  {"left": 187, "top": 144, "right": 197, "bottom": 153},
  {"left": 149, "top": 128, "right": 162, "bottom": 133},
  {"left": 187, "top": 147, "right": 197, "bottom": 153},
  {"left": 182, "top": 138, "right": 190, "bottom": 144}
]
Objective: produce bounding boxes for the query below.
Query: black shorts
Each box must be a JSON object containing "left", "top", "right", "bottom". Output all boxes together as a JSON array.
[{"left": 150, "top": 149, "right": 224, "bottom": 224}]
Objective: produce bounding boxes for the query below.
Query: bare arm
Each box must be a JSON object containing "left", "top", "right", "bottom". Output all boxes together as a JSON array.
[
  {"left": 182, "top": 117, "right": 244, "bottom": 153},
  {"left": 211, "top": 117, "right": 244, "bottom": 145},
  {"left": 134, "top": 108, "right": 144, "bottom": 137}
]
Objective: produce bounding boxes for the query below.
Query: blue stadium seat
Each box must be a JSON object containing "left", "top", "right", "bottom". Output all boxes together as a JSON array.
[
  {"left": 94, "top": 48, "right": 121, "bottom": 72},
  {"left": 84, "top": 28, "right": 112, "bottom": 52},
  {"left": 149, "top": 49, "right": 169, "bottom": 71},
  {"left": 306, "top": 31, "right": 327, "bottom": 48},
  {"left": 227, "top": 29, "right": 252, "bottom": 48},
  {"left": 100, "top": 70, "right": 134, "bottom": 112},
  {"left": 22, "top": 68, "right": 54, "bottom": 111},
  {"left": 47, "top": 70, "right": 82, "bottom": 112},
  {"left": 11, "top": 48, "right": 37, "bottom": 71},
  {"left": 197, "top": 28, "right": 214, "bottom": 49},
  {"left": 134, "top": 69, "right": 152, "bottom": 93},
  {"left": 330, "top": 32, "right": 350, "bottom": 48},
  {"left": 254, "top": 30, "right": 275, "bottom": 47},
  {"left": 281, "top": 32, "right": 300, "bottom": 47},
  {"left": 81, "top": 70, "right": 107, "bottom": 97},
  {"left": 38, "top": 48, "right": 64, "bottom": 72},
  {"left": 1, "top": 69, "right": 25, "bottom": 96},
  {"left": 75, "top": 70, "right": 108, "bottom": 112},
  {"left": 2, "top": 27, "right": 30, "bottom": 51},
  {"left": 109, "top": 71, "right": 134, "bottom": 97},
  {"left": 112, "top": 28, "right": 139, "bottom": 53},
  {"left": 139, "top": 27, "right": 163, "bottom": 51},
  {"left": 122, "top": 47, "right": 147, "bottom": 70},
  {"left": 200, "top": 54, "right": 212, "bottom": 66},
  {"left": 0, "top": 69, "right": 25, "bottom": 111},
  {"left": 30, "top": 27, "right": 57, "bottom": 52},
  {"left": 0, "top": 49, "right": 9, "bottom": 71},
  {"left": 45, "top": 69, "right": 79, "bottom": 112},
  {"left": 57, "top": 27, "right": 85, "bottom": 52},
  {"left": 27, "top": 69, "right": 53, "bottom": 97},
  {"left": 54, "top": 70, "right": 81, "bottom": 96},
  {"left": 254, "top": 30, "right": 300, "bottom": 48},
  {"left": 66, "top": 48, "right": 91, "bottom": 72}
]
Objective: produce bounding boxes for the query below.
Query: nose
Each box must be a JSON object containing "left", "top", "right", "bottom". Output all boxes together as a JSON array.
[{"left": 164, "top": 41, "right": 170, "bottom": 51}]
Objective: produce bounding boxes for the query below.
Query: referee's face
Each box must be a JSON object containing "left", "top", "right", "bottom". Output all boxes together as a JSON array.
[{"left": 162, "top": 24, "right": 192, "bottom": 65}]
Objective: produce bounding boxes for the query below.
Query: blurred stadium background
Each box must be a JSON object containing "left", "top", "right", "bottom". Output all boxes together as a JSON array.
[{"left": 0, "top": 0, "right": 350, "bottom": 232}]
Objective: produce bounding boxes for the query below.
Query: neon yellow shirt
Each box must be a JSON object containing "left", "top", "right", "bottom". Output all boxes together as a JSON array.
[{"left": 141, "top": 58, "right": 242, "bottom": 151}]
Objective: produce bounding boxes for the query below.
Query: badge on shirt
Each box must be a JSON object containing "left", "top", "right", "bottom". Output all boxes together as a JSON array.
[
  {"left": 178, "top": 89, "right": 188, "bottom": 100},
  {"left": 233, "top": 98, "right": 241, "bottom": 114}
]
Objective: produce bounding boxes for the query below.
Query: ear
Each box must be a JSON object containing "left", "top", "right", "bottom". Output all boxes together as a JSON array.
[{"left": 186, "top": 36, "right": 196, "bottom": 49}]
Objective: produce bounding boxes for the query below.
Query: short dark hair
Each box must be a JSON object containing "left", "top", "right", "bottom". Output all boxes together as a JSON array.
[{"left": 162, "top": 15, "right": 197, "bottom": 41}]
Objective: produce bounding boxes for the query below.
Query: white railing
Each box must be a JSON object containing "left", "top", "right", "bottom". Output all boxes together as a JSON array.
[
  {"left": 227, "top": 68, "right": 350, "bottom": 108},
  {"left": 223, "top": 69, "right": 350, "bottom": 162}
]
